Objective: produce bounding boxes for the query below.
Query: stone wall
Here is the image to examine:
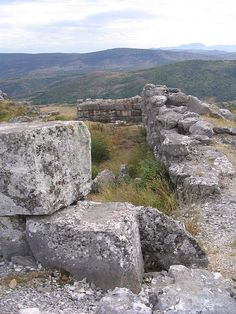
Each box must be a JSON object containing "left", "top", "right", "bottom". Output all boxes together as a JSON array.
[
  {"left": 77, "top": 96, "right": 142, "bottom": 123},
  {"left": 141, "top": 84, "right": 235, "bottom": 198}
]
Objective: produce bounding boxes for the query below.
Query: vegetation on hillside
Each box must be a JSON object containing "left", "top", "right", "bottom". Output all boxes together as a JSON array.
[
  {"left": 2, "top": 60, "right": 236, "bottom": 105},
  {"left": 87, "top": 122, "right": 177, "bottom": 215}
]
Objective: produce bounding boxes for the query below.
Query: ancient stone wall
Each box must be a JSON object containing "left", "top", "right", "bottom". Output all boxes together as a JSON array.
[
  {"left": 141, "top": 84, "right": 235, "bottom": 199},
  {"left": 77, "top": 96, "right": 142, "bottom": 123}
]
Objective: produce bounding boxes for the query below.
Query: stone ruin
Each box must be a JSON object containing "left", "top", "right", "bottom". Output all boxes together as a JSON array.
[
  {"left": 141, "top": 84, "right": 236, "bottom": 199},
  {"left": 77, "top": 96, "right": 142, "bottom": 123},
  {"left": 0, "top": 87, "right": 236, "bottom": 313}
]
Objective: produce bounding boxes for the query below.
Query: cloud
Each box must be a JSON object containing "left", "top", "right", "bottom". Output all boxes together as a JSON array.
[{"left": 0, "top": 0, "right": 235, "bottom": 52}]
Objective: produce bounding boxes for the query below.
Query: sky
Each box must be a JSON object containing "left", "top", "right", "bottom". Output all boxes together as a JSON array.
[{"left": 0, "top": 0, "right": 235, "bottom": 53}]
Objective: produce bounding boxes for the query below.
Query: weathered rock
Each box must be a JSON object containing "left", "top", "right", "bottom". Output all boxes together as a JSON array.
[
  {"left": 0, "top": 121, "right": 91, "bottom": 216},
  {"left": 92, "top": 169, "right": 116, "bottom": 193},
  {"left": 149, "top": 95, "right": 167, "bottom": 106},
  {"left": 150, "top": 265, "right": 236, "bottom": 313},
  {"left": 167, "top": 92, "right": 189, "bottom": 106},
  {"left": 26, "top": 201, "right": 144, "bottom": 293},
  {"left": 189, "top": 120, "right": 214, "bottom": 137},
  {"left": 137, "top": 207, "right": 208, "bottom": 271},
  {"left": 0, "top": 217, "right": 32, "bottom": 259},
  {"left": 219, "top": 108, "right": 233, "bottom": 120},
  {"left": 160, "top": 131, "right": 196, "bottom": 158},
  {"left": 96, "top": 288, "right": 151, "bottom": 314},
  {"left": 157, "top": 110, "right": 183, "bottom": 129},
  {"left": 117, "top": 164, "right": 129, "bottom": 183},
  {"left": 178, "top": 117, "right": 199, "bottom": 133}
]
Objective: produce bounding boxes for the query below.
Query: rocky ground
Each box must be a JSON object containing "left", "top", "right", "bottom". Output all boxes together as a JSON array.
[{"left": 1, "top": 259, "right": 235, "bottom": 314}]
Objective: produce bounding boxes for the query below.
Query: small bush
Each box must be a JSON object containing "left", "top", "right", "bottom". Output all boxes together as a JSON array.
[
  {"left": 91, "top": 132, "right": 110, "bottom": 163},
  {"left": 139, "top": 159, "right": 168, "bottom": 185}
]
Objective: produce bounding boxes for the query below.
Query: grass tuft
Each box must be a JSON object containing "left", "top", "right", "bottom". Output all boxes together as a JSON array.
[{"left": 0, "top": 100, "right": 27, "bottom": 122}]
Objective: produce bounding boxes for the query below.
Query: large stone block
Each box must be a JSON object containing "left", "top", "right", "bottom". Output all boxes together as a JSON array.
[
  {"left": 0, "top": 121, "right": 91, "bottom": 216},
  {"left": 26, "top": 201, "right": 144, "bottom": 293}
]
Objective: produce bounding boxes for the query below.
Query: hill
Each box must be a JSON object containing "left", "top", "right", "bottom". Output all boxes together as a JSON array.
[
  {"left": 1, "top": 48, "right": 236, "bottom": 81},
  {"left": 2, "top": 60, "right": 235, "bottom": 104},
  {"left": 1, "top": 49, "right": 236, "bottom": 104}
]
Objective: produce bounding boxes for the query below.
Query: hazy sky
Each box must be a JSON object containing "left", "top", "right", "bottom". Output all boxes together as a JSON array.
[{"left": 0, "top": 0, "right": 235, "bottom": 53}]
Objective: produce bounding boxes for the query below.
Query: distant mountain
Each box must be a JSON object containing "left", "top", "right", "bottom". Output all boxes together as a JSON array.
[
  {"left": 1, "top": 48, "right": 236, "bottom": 104},
  {"left": 161, "top": 43, "right": 236, "bottom": 53}
]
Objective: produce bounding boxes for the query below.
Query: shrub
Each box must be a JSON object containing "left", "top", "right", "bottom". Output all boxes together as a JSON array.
[
  {"left": 139, "top": 159, "right": 168, "bottom": 184},
  {"left": 91, "top": 132, "right": 110, "bottom": 163}
]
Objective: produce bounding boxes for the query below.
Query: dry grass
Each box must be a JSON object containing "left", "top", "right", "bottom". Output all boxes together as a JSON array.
[
  {"left": 184, "top": 217, "right": 199, "bottom": 236},
  {"left": 88, "top": 179, "right": 177, "bottom": 215},
  {"left": 0, "top": 100, "right": 27, "bottom": 122},
  {"left": 202, "top": 115, "right": 236, "bottom": 128},
  {"left": 39, "top": 105, "right": 77, "bottom": 120}
]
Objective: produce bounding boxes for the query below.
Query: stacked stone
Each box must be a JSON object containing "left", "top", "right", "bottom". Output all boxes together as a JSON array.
[
  {"left": 77, "top": 96, "right": 142, "bottom": 123},
  {"left": 141, "top": 84, "right": 235, "bottom": 198},
  {"left": 0, "top": 121, "right": 91, "bottom": 259}
]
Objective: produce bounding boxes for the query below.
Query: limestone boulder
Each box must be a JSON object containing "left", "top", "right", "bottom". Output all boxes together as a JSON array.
[
  {"left": 178, "top": 117, "right": 199, "bottom": 133},
  {"left": 26, "top": 201, "right": 144, "bottom": 293},
  {"left": 96, "top": 288, "right": 151, "bottom": 314},
  {"left": 137, "top": 207, "right": 208, "bottom": 271},
  {"left": 150, "top": 265, "right": 236, "bottom": 313},
  {"left": 157, "top": 110, "right": 183, "bottom": 129},
  {"left": 160, "top": 131, "right": 196, "bottom": 158},
  {"left": 0, "top": 121, "right": 91, "bottom": 216},
  {"left": 92, "top": 169, "right": 116, "bottom": 193},
  {"left": 167, "top": 92, "right": 189, "bottom": 106},
  {"left": 189, "top": 120, "right": 214, "bottom": 138}
]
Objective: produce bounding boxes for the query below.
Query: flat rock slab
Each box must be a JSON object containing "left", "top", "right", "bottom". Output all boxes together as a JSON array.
[
  {"left": 0, "top": 121, "right": 91, "bottom": 216},
  {"left": 26, "top": 201, "right": 144, "bottom": 293},
  {"left": 150, "top": 265, "right": 236, "bottom": 313}
]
